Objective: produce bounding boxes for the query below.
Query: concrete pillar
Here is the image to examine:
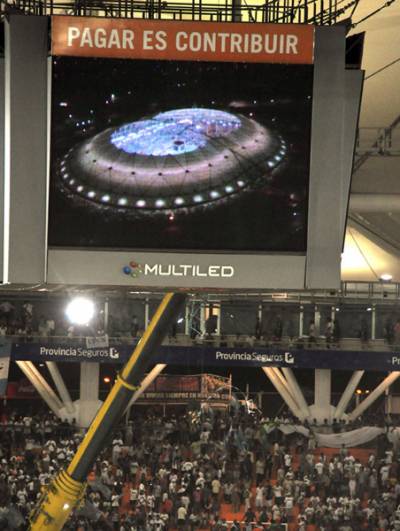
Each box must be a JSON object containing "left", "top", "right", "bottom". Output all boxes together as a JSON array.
[
  {"left": 16, "top": 361, "right": 62, "bottom": 417},
  {"left": 184, "top": 303, "right": 190, "bottom": 336},
  {"left": 126, "top": 363, "right": 166, "bottom": 409},
  {"left": 299, "top": 306, "right": 304, "bottom": 336},
  {"left": 271, "top": 367, "right": 299, "bottom": 406},
  {"left": 371, "top": 305, "right": 376, "bottom": 340},
  {"left": 314, "top": 306, "right": 321, "bottom": 336},
  {"left": 334, "top": 370, "right": 364, "bottom": 419},
  {"left": 145, "top": 298, "right": 149, "bottom": 328},
  {"left": 78, "top": 362, "right": 101, "bottom": 427},
  {"left": 349, "top": 371, "right": 400, "bottom": 421},
  {"left": 104, "top": 300, "right": 109, "bottom": 334},
  {"left": 200, "top": 302, "right": 206, "bottom": 335},
  {"left": 262, "top": 367, "right": 304, "bottom": 420},
  {"left": 314, "top": 369, "right": 332, "bottom": 421},
  {"left": 46, "top": 361, "right": 75, "bottom": 415},
  {"left": 282, "top": 367, "right": 311, "bottom": 418}
]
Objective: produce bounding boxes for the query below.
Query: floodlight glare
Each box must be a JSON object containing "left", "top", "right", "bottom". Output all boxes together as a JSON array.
[{"left": 66, "top": 297, "right": 95, "bottom": 325}]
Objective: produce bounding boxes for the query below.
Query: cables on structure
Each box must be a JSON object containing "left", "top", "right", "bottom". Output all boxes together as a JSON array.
[
  {"left": 365, "top": 56, "right": 400, "bottom": 81},
  {"left": 348, "top": 228, "right": 380, "bottom": 281},
  {"left": 351, "top": 0, "right": 398, "bottom": 28}
]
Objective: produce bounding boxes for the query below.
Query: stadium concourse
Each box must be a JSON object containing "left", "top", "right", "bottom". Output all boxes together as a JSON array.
[{"left": 0, "top": 403, "right": 400, "bottom": 530}]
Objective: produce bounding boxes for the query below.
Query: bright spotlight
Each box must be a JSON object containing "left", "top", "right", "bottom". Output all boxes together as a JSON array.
[{"left": 66, "top": 297, "right": 95, "bottom": 325}]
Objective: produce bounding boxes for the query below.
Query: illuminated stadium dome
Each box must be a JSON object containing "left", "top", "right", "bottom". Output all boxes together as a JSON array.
[{"left": 59, "top": 108, "right": 287, "bottom": 212}]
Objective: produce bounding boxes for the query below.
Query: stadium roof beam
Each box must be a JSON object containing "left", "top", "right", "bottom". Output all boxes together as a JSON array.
[
  {"left": 46, "top": 361, "right": 76, "bottom": 416},
  {"left": 334, "top": 370, "right": 365, "bottom": 419},
  {"left": 348, "top": 371, "right": 400, "bottom": 421},
  {"left": 125, "top": 363, "right": 167, "bottom": 411},
  {"left": 262, "top": 366, "right": 305, "bottom": 421},
  {"left": 281, "top": 367, "right": 311, "bottom": 418},
  {"left": 16, "top": 361, "right": 63, "bottom": 417}
]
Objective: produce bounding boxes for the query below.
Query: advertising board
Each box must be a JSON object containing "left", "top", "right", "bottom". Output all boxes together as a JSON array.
[
  {"left": 49, "top": 18, "right": 314, "bottom": 255},
  {"left": 4, "top": 16, "right": 360, "bottom": 289},
  {"left": 11, "top": 341, "right": 400, "bottom": 371}
]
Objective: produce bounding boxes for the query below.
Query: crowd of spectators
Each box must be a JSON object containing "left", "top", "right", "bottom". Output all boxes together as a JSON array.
[{"left": 1, "top": 404, "right": 400, "bottom": 530}]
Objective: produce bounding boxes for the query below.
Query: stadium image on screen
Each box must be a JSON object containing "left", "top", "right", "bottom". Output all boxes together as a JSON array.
[{"left": 49, "top": 57, "right": 313, "bottom": 252}]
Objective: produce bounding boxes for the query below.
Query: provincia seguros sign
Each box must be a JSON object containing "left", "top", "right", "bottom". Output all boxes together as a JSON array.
[
  {"left": 13, "top": 343, "right": 400, "bottom": 370},
  {"left": 37, "top": 345, "right": 122, "bottom": 361}
]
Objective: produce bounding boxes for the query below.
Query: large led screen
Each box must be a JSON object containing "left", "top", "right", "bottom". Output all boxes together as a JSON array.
[{"left": 49, "top": 57, "right": 313, "bottom": 252}]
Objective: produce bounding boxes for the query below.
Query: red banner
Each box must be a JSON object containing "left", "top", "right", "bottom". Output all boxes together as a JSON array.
[
  {"left": 51, "top": 16, "right": 314, "bottom": 64},
  {"left": 6, "top": 379, "right": 38, "bottom": 399},
  {"left": 156, "top": 375, "right": 200, "bottom": 393}
]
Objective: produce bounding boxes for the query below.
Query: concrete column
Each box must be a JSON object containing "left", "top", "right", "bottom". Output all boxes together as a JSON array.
[
  {"left": 271, "top": 367, "right": 299, "bottom": 406},
  {"left": 349, "top": 371, "right": 400, "bottom": 421},
  {"left": 314, "top": 369, "right": 332, "bottom": 421},
  {"left": 334, "top": 370, "right": 364, "bottom": 419},
  {"left": 46, "top": 361, "right": 75, "bottom": 415},
  {"left": 104, "top": 300, "right": 109, "bottom": 334},
  {"left": 262, "top": 367, "right": 304, "bottom": 420},
  {"left": 79, "top": 362, "right": 101, "bottom": 427},
  {"left": 200, "top": 303, "right": 206, "bottom": 335},
  {"left": 371, "top": 305, "right": 376, "bottom": 340},
  {"left": 184, "top": 303, "right": 190, "bottom": 335},
  {"left": 314, "top": 307, "right": 321, "bottom": 336},
  {"left": 16, "top": 361, "right": 62, "bottom": 417},
  {"left": 299, "top": 306, "right": 304, "bottom": 336},
  {"left": 282, "top": 367, "right": 311, "bottom": 418},
  {"left": 215, "top": 304, "right": 221, "bottom": 335},
  {"left": 126, "top": 363, "right": 166, "bottom": 409},
  {"left": 145, "top": 298, "right": 149, "bottom": 328}
]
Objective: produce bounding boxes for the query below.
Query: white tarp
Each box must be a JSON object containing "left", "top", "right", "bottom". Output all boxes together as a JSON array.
[
  {"left": 264, "top": 422, "right": 388, "bottom": 448},
  {"left": 314, "top": 427, "right": 384, "bottom": 448}
]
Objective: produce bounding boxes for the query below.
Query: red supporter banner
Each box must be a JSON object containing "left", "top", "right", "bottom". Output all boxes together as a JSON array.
[
  {"left": 51, "top": 16, "right": 314, "bottom": 64},
  {"left": 156, "top": 375, "right": 200, "bottom": 393},
  {"left": 6, "top": 379, "right": 38, "bottom": 399}
]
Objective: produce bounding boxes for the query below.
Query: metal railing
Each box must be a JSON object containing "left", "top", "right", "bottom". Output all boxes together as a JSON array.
[
  {"left": 6, "top": 333, "right": 400, "bottom": 351},
  {"left": 1, "top": 0, "right": 356, "bottom": 25},
  {"left": 356, "top": 126, "right": 400, "bottom": 157}
]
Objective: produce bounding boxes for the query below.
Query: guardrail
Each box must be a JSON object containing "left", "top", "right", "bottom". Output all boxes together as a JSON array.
[
  {"left": 5, "top": 333, "right": 400, "bottom": 352},
  {"left": 225, "top": 522, "right": 288, "bottom": 530}
]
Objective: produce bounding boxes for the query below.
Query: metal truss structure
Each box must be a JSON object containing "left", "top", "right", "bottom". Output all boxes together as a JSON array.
[{"left": 1, "top": 0, "right": 358, "bottom": 26}]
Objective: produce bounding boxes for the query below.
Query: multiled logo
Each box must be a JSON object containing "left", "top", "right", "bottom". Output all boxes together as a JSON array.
[
  {"left": 123, "top": 261, "right": 143, "bottom": 278},
  {"left": 123, "top": 261, "right": 234, "bottom": 278}
]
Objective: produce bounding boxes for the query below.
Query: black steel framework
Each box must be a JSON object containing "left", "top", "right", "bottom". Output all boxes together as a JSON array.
[{"left": 1, "top": 0, "right": 357, "bottom": 25}]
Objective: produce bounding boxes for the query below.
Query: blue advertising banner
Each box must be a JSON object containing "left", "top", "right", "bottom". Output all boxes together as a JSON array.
[{"left": 10, "top": 341, "right": 400, "bottom": 371}]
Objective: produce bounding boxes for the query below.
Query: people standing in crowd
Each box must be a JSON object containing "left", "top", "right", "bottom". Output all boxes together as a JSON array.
[{"left": 0, "top": 402, "right": 399, "bottom": 530}]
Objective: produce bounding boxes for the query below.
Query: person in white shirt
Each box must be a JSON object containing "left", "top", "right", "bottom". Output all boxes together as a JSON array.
[{"left": 177, "top": 505, "right": 187, "bottom": 526}]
